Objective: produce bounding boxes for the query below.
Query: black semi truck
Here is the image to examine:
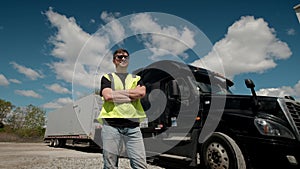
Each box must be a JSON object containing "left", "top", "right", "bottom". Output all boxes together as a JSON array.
[{"left": 134, "top": 60, "right": 300, "bottom": 169}]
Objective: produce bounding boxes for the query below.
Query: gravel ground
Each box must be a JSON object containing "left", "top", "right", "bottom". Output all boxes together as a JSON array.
[{"left": 0, "top": 142, "right": 165, "bottom": 169}]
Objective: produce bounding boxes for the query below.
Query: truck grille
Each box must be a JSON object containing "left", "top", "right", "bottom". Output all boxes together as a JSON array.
[{"left": 285, "top": 102, "right": 300, "bottom": 134}]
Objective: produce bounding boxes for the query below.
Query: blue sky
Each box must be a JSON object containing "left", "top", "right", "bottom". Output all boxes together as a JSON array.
[{"left": 0, "top": 0, "right": 300, "bottom": 112}]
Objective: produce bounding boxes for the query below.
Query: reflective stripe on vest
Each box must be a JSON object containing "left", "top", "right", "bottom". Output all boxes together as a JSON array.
[{"left": 97, "top": 73, "right": 146, "bottom": 121}]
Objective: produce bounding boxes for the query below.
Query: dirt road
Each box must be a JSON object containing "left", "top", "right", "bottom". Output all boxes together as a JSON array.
[
  {"left": 0, "top": 142, "right": 165, "bottom": 169},
  {"left": 0, "top": 142, "right": 102, "bottom": 169}
]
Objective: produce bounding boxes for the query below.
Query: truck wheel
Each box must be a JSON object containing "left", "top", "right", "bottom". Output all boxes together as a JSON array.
[{"left": 200, "top": 132, "right": 246, "bottom": 169}]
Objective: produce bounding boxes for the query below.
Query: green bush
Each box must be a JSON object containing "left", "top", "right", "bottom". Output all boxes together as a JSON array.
[{"left": 15, "top": 128, "right": 45, "bottom": 138}]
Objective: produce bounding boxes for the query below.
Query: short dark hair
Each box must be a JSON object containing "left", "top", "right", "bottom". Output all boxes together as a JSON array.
[{"left": 113, "top": 48, "right": 129, "bottom": 59}]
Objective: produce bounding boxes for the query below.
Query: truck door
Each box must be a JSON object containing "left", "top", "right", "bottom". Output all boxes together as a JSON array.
[
  {"left": 142, "top": 77, "right": 200, "bottom": 158},
  {"left": 163, "top": 78, "right": 196, "bottom": 141}
]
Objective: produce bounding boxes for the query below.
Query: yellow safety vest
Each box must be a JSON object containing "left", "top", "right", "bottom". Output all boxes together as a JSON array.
[{"left": 97, "top": 73, "right": 146, "bottom": 123}]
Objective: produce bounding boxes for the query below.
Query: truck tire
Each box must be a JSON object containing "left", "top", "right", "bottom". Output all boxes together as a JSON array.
[
  {"left": 49, "top": 139, "right": 54, "bottom": 147},
  {"left": 200, "top": 132, "right": 246, "bottom": 169},
  {"left": 60, "top": 139, "right": 66, "bottom": 147},
  {"left": 53, "top": 139, "right": 60, "bottom": 147}
]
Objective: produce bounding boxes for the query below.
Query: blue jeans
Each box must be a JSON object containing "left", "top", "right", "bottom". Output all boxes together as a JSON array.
[{"left": 101, "top": 124, "right": 147, "bottom": 169}]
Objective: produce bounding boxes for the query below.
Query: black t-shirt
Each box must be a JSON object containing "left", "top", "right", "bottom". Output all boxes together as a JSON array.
[{"left": 100, "top": 73, "right": 144, "bottom": 127}]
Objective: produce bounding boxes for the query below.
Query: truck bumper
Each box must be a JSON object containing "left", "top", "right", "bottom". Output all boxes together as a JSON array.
[{"left": 239, "top": 136, "right": 300, "bottom": 169}]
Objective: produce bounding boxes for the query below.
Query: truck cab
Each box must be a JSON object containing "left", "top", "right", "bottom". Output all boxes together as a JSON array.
[{"left": 134, "top": 60, "right": 300, "bottom": 169}]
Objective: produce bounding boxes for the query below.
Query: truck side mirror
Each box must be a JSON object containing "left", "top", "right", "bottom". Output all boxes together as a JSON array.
[
  {"left": 168, "top": 80, "right": 179, "bottom": 98},
  {"left": 245, "top": 79, "right": 257, "bottom": 97},
  {"left": 245, "top": 79, "right": 255, "bottom": 89},
  {"left": 245, "top": 79, "right": 259, "bottom": 112}
]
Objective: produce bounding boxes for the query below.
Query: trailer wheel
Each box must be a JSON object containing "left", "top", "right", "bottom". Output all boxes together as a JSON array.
[
  {"left": 200, "top": 132, "right": 246, "bottom": 169},
  {"left": 49, "top": 139, "right": 54, "bottom": 147},
  {"left": 53, "top": 139, "right": 60, "bottom": 147},
  {"left": 60, "top": 139, "right": 66, "bottom": 147}
]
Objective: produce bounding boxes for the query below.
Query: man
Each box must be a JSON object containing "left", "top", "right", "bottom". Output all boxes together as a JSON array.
[{"left": 98, "top": 48, "right": 148, "bottom": 169}]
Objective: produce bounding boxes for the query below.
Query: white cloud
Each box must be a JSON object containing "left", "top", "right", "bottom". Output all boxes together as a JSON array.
[
  {"left": 45, "top": 10, "right": 199, "bottom": 95},
  {"left": 45, "top": 7, "right": 93, "bottom": 86},
  {"left": 45, "top": 7, "right": 90, "bottom": 62},
  {"left": 9, "top": 79, "right": 21, "bottom": 84},
  {"left": 44, "top": 9, "right": 299, "bottom": 106},
  {"left": 257, "top": 80, "right": 300, "bottom": 100},
  {"left": 89, "top": 19, "right": 95, "bottom": 24},
  {"left": 287, "top": 28, "right": 296, "bottom": 35},
  {"left": 101, "top": 11, "right": 125, "bottom": 44},
  {"left": 45, "top": 8, "right": 114, "bottom": 92},
  {"left": 191, "top": 16, "right": 292, "bottom": 79},
  {"left": 45, "top": 83, "right": 71, "bottom": 94},
  {"left": 15, "top": 90, "right": 42, "bottom": 98},
  {"left": 0, "top": 74, "right": 9, "bottom": 86},
  {"left": 100, "top": 11, "right": 121, "bottom": 23},
  {"left": 42, "top": 97, "right": 73, "bottom": 109},
  {"left": 10, "top": 61, "right": 44, "bottom": 80},
  {"left": 129, "top": 13, "right": 196, "bottom": 59}
]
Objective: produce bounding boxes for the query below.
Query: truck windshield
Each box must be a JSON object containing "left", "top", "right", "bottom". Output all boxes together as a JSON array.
[{"left": 190, "top": 73, "right": 233, "bottom": 95}]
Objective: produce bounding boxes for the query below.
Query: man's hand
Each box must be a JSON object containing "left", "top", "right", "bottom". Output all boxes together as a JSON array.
[{"left": 128, "top": 85, "right": 146, "bottom": 100}]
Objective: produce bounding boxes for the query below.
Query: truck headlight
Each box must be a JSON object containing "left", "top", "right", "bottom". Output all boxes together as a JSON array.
[{"left": 254, "top": 118, "right": 295, "bottom": 139}]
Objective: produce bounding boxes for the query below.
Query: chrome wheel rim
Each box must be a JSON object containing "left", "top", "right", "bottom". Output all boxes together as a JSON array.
[{"left": 206, "top": 142, "right": 229, "bottom": 169}]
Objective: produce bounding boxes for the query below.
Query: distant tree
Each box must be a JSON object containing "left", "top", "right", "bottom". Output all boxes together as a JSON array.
[
  {"left": 0, "top": 99, "right": 14, "bottom": 125},
  {"left": 0, "top": 99, "right": 46, "bottom": 138},
  {"left": 5, "top": 107, "right": 26, "bottom": 130},
  {"left": 10, "top": 105, "right": 47, "bottom": 138},
  {"left": 24, "top": 104, "right": 45, "bottom": 130}
]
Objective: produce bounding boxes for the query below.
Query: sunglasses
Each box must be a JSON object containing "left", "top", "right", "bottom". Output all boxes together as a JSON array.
[{"left": 115, "top": 55, "right": 129, "bottom": 60}]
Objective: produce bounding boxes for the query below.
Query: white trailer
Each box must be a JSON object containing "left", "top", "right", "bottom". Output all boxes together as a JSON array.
[{"left": 44, "top": 94, "right": 102, "bottom": 147}]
